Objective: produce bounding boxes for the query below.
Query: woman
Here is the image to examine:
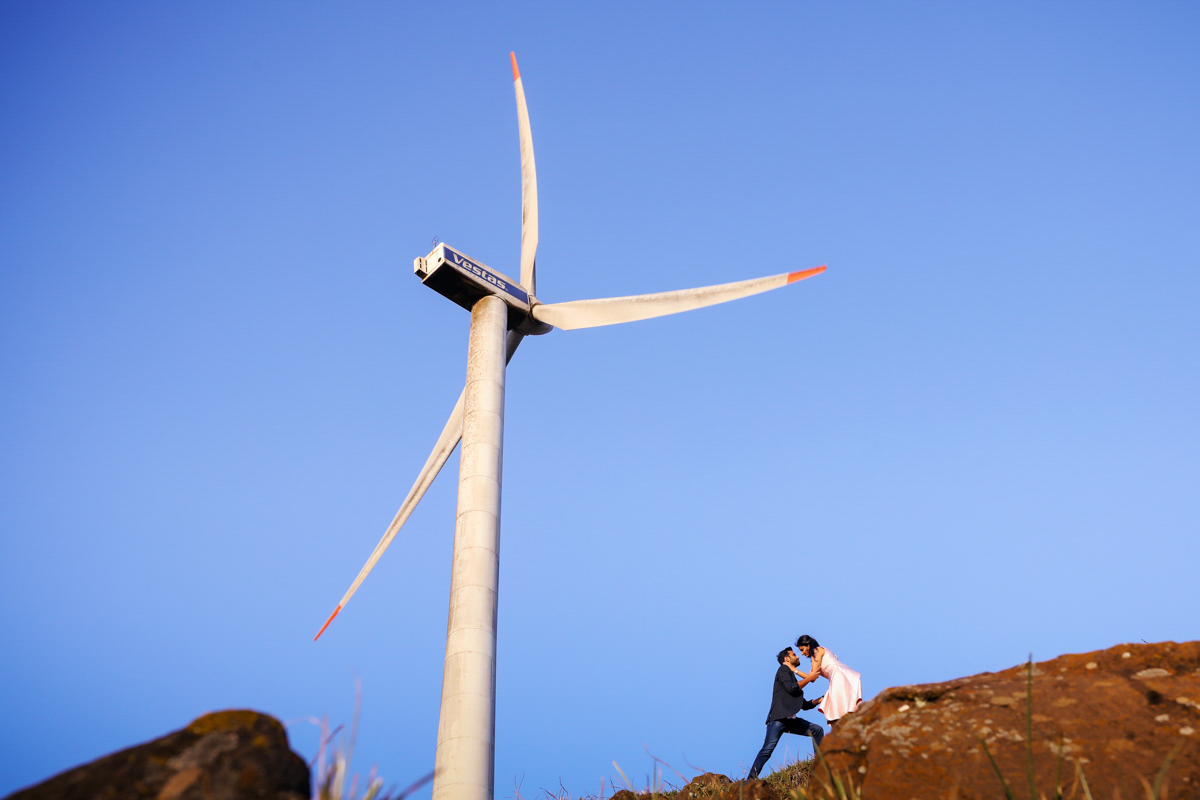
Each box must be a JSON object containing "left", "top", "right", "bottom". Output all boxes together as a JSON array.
[{"left": 792, "top": 635, "right": 862, "bottom": 728}]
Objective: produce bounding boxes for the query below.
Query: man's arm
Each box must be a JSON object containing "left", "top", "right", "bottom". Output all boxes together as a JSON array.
[
  {"left": 802, "top": 695, "right": 824, "bottom": 711},
  {"left": 779, "top": 667, "right": 802, "bottom": 697},
  {"left": 787, "top": 663, "right": 820, "bottom": 689},
  {"left": 792, "top": 664, "right": 820, "bottom": 684}
]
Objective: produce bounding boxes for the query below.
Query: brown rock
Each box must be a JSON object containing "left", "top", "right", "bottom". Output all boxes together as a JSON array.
[
  {"left": 4, "top": 709, "right": 310, "bottom": 800},
  {"left": 679, "top": 773, "right": 780, "bottom": 800},
  {"left": 817, "top": 641, "right": 1200, "bottom": 799},
  {"left": 613, "top": 773, "right": 780, "bottom": 800},
  {"left": 723, "top": 778, "right": 780, "bottom": 800},
  {"left": 609, "top": 772, "right": 777, "bottom": 800},
  {"left": 674, "top": 772, "right": 733, "bottom": 800}
]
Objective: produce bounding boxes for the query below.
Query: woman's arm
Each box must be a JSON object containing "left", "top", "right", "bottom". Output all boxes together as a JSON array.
[
  {"left": 795, "top": 671, "right": 819, "bottom": 688},
  {"left": 802, "top": 648, "right": 825, "bottom": 683}
]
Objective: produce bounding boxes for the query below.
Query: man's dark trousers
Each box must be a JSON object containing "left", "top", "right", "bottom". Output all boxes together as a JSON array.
[
  {"left": 747, "top": 718, "right": 824, "bottom": 780},
  {"left": 748, "top": 661, "right": 824, "bottom": 780}
]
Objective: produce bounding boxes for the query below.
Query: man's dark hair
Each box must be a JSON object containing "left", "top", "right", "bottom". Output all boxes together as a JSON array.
[
  {"left": 795, "top": 634, "right": 820, "bottom": 653},
  {"left": 777, "top": 647, "right": 794, "bottom": 665}
]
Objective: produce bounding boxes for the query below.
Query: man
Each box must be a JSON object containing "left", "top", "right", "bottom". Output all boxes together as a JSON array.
[{"left": 746, "top": 647, "right": 824, "bottom": 780}]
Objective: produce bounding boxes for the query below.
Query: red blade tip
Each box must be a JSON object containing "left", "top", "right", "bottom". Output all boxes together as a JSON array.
[
  {"left": 314, "top": 605, "right": 341, "bottom": 641},
  {"left": 787, "top": 265, "right": 827, "bottom": 284},
  {"left": 510, "top": 52, "right": 520, "bottom": 81}
]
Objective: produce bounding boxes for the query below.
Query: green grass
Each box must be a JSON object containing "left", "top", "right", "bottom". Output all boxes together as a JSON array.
[
  {"left": 763, "top": 757, "right": 815, "bottom": 796},
  {"left": 781, "top": 748, "right": 861, "bottom": 800}
]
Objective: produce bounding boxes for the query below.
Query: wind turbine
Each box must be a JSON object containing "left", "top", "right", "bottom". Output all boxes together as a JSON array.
[{"left": 314, "top": 53, "right": 825, "bottom": 800}]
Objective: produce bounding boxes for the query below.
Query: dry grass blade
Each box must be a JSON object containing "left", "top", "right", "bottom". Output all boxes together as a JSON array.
[
  {"left": 1076, "top": 762, "right": 1094, "bottom": 800},
  {"left": 613, "top": 761, "right": 635, "bottom": 793},
  {"left": 1025, "top": 657, "right": 1036, "bottom": 800},
  {"left": 1055, "top": 735, "right": 1064, "bottom": 800},
  {"left": 644, "top": 745, "right": 689, "bottom": 787}
]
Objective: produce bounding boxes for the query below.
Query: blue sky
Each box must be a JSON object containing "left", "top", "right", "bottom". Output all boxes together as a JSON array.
[{"left": 2, "top": 1, "right": 1197, "bottom": 796}]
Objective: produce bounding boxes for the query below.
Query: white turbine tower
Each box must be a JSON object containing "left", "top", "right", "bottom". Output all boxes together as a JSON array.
[{"left": 315, "top": 53, "right": 826, "bottom": 800}]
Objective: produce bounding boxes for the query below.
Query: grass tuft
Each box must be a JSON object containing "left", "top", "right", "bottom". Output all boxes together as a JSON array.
[
  {"left": 763, "top": 758, "right": 814, "bottom": 796},
  {"left": 297, "top": 678, "right": 434, "bottom": 800}
]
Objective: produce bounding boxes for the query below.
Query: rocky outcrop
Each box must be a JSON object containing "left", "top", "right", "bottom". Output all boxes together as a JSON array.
[
  {"left": 676, "top": 773, "right": 778, "bottom": 800},
  {"left": 611, "top": 773, "right": 782, "bottom": 800},
  {"left": 817, "top": 641, "right": 1199, "bottom": 799},
  {"left": 5, "top": 710, "right": 310, "bottom": 800}
]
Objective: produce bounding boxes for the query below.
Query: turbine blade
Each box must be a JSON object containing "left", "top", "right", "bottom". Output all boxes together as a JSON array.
[
  {"left": 512, "top": 52, "right": 538, "bottom": 295},
  {"left": 530, "top": 265, "right": 826, "bottom": 331},
  {"left": 315, "top": 331, "right": 526, "bottom": 641},
  {"left": 315, "top": 394, "right": 464, "bottom": 640}
]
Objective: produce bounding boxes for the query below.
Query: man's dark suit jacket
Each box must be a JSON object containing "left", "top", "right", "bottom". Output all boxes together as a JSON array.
[{"left": 766, "top": 664, "right": 819, "bottom": 723}]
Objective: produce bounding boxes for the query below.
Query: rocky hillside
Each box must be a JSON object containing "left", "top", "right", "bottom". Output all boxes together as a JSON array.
[
  {"left": 605, "top": 641, "right": 1199, "bottom": 800},
  {"left": 814, "top": 640, "right": 1197, "bottom": 798}
]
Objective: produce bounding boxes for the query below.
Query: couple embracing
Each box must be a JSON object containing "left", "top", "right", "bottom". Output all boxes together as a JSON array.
[{"left": 746, "top": 635, "right": 862, "bottom": 780}]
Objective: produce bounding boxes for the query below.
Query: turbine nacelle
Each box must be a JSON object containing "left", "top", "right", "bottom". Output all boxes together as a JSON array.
[{"left": 414, "top": 243, "right": 552, "bottom": 335}]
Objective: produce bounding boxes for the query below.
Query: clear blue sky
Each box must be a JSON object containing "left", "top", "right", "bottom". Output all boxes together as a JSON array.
[{"left": 2, "top": 2, "right": 1197, "bottom": 796}]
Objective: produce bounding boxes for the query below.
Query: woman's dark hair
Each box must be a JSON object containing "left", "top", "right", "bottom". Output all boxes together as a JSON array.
[
  {"left": 795, "top": 635, "right": 820, "bottom": 653},
  {"left": 777, "top": 648, "right": 794, "bottom": 665}
]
